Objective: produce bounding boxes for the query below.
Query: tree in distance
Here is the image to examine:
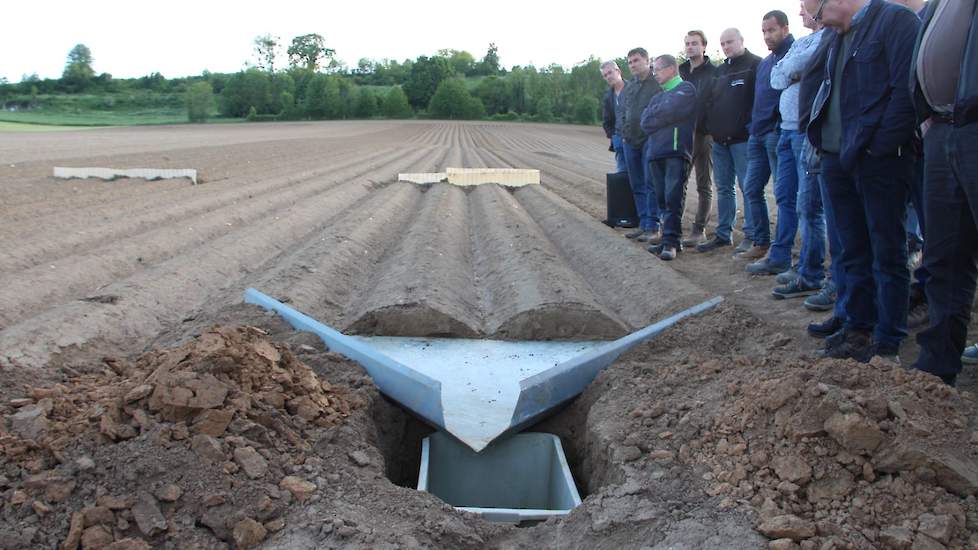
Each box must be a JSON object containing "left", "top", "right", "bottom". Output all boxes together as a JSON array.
[
  {"left": 62, "top": 44, "right": 95, "bottom": 93},
  {"left": 186, "top": 81, "right": 214, "bottom": 123},
  {"left": 428, "top": 78, "right": 485, "bottom": 120},
  {"left": 475, "top": 76, "right": 511, "bottom": 115},
  {"left": 403, "top": 55, "right": 454, "bottom": 109},
  {"left": 287, "top": 34, "right": 335, "bottom": 72},
  {"left": 573, "top": 96, "right": 599, "bottom": 124},
  {"left": 382, "top": 86, "right": 413, "bottom": 118},
  {"left": 253, "top": 34, "right": 280, "bottom": 73},
  {"left": 355, "top": 88, "right": 378, "bottom": 118}
]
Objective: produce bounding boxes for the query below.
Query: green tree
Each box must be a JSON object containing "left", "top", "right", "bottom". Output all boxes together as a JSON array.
[
  {"left": 475, "top": 43, "right": 501, "bottom": 75},
  {"left": 62, "top": 44, "right": 95, "bottom": 92},
  {"left": 253, "top": 34, "right": 280, "bottom": 73},
  {"left": 533, "top": 96, "right": 554, "bottom": 122},
  {"left": 382, "top": 86, "right": 413, "bottom": 118},
  {"left": 428, "top": 78, "right": 485, "bottom": 120},
  {"left": 572, "top": 96, "right": 599, "bottom": 124},
  {"left": 474, "top": 76, "right": 511, "bottom": 115},
  {"left": 186, "top": 81, "right": 214, "bottom": 123},
  {"left": 355, "top": 88, "right": 378, "bottom": 118},
  {"left": 438, "top": 49, "right": 476, "bottom": 76},
  {"left": 219, "top": 68, "right": 272, "bottom": 117},
  {"left": 403, "top": 55, "right": 454, "bottom": 109},
  {"left": 287, "top": 34, "right": 335, "bottom": 72}
]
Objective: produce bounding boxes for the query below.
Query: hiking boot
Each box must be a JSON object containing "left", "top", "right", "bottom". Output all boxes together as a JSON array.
[
  {"left": 818, "top": 329, "right": 873, "bottom": 362},
  {"left": 963, "top": 344, "right": 978, "bottom": 365},
  {"left": 776, "top": 267, "right": 800, "bottom": 285},
  {"left": 869, "top": 341, "right": 901, "bottom": 365},
  {"left": 637, "top": 228, "right": 662, "bottom": 243},
  {"left": 808, "top": 315, "right": 844, "bottom": 339},
  {"left": 658, "top": 245, "right": 679, "bottom": 261},
  {"left": 625, "top": 228, "right": 648, "bottom": 239},
  {"left": 907, "top": 288, "right": 929, "bottom": 330},
  {"left": 804, "top": 282, "right": 837, "bottom": 312},
  {"left": 747, "top": 257, "right": 792, "bottom": 276},
  {"left": 696, "top": 236, "right": 733, "bottom": 253},
  {"left": 739, "top": 244, "right": 770, "bottom": 261},
  {"left": 682, "top": 228, "right": 706, "bottom": 247},
  {"left": 772, "top": 278, "right": 821, "bottom": 300},
  {"left": 733, "top": 239, "right": 754, "bottom": 255}
]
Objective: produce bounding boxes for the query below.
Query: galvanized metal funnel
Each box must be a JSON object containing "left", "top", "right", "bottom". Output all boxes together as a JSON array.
[{"left": 244, "top": 288, "right": 721, "bottom": 451}]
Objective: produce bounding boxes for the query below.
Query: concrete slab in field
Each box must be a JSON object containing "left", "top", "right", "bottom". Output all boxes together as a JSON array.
[
  {"left": 54, "top": 167, "right": 198, "bottom": 184},
  {"left": 398, "top": 168, "right": 540, "bottom": 187},
  {"left": 244, "top": 288, "right": 721, "bottom": 452}
]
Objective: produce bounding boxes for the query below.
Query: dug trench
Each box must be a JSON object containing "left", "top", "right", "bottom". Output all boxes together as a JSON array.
[{"left": 4, "top": 299, "right": 978, "bottom": 549}]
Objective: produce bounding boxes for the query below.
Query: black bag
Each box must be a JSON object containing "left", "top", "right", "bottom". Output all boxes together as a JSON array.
[{"left": 604, "top": 172, "right": 638, "bottom": 228}]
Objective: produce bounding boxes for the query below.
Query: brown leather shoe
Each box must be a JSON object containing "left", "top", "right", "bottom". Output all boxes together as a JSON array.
[{"left": 739, "top": 244, "right": 770, "bottom": 260}]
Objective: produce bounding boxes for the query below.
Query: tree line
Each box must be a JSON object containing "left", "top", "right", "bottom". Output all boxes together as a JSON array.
[{"left": 2, "top": 36, "right": 629, "bottom": 125}]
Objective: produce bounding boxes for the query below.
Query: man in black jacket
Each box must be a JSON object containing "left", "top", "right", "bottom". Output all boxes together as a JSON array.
[
  {"left": 909, "top": 0, "right": 978, "bottom": 386},
  {"left": 696, "top": 29, "right": 763, "bottom": 253},
  {"left": 679, "top": 30, "right": 717, "bottom": 246},
  {"left": 601, "top": 61, "right": 627, "bottom": 173},
  {"left": 805, "top": 0, "right": 920, "bottom": 362},
  {"left": 619, "top": 48, "right": 664, "bottom": 242}
]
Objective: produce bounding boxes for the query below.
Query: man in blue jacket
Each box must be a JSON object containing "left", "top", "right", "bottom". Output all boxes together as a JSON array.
[
  {"left": 909, "top": 0, "right": 978, "bottom": 386},
  {"left": 641, "top": 55, "right": 698, "bottom": 261},
  {"left": 805, "top": 0, "right": 921, "bottom": 362},
  {"left": 742, "top": 10, "right": 794, "bottom": 266}
]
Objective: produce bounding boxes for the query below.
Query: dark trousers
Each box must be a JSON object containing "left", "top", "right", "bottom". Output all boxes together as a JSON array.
[
  {"left": 651, "top": 157, "right": 690, "bottom": 248},
  {"left": 909, "top": 157, "right": 931, "bottom": 291},
  {"left": 822, "top": 152, "right": 911, "bottom": 347},
  {"left": 690, "top": 133, "right": 713, "bottom": 233},
  {"left": 915, "top": 122, "right": 978, "bottom": 379}
]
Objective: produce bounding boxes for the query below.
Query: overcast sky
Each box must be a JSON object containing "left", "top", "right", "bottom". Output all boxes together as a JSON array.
[{"left": 3, "top": 1, "right": 812, "bottom": 82}]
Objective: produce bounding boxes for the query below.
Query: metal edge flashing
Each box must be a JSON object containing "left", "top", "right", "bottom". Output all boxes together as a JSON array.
[
  {"left": 509, "top": 297, "right": 724, "bottom": 428},
  {"left": 243, "top": 288, "right": 446, "bottom": 428}
]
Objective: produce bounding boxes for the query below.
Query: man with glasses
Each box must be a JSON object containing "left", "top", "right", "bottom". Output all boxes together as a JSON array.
[
  {"left": 804, "top": 0, "right": 921, "bottom": 362},
  {"left": 642, "top": 55, "right": 699, "bottom": 260}
]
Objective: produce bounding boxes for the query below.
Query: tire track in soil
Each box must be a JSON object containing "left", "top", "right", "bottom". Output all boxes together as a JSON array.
[
  {"left": 0, "top": 147, "right": 400, "bottom": 274},
  {"left": 0, "top": 146, "right": 423, "bottom": 328},
  {"left": 0, "top": 146, "right": 435, "bottom": 369}
]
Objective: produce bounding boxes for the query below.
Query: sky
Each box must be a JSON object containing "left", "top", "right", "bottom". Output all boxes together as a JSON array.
[{"left": 2, "top": 1, "right": 812, "bottom": 83}]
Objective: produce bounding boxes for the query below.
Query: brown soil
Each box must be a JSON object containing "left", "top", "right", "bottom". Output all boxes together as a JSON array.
[{"left": 1, "top": 120, "right": 976, "bottom": 549}]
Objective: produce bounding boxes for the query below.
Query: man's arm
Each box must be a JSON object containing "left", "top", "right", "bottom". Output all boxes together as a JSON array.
[
  {"left": 641, "top": 84, "right": 697, "bottom": 134},
  {"left": 602, "top": 90, "right": 615, "bottom": 138},
  {"left": 869, "top": 10, "right": 922, "bottom": 156},
  {"left": 771, "top": 32, "right": 823, "bottom": 91}
]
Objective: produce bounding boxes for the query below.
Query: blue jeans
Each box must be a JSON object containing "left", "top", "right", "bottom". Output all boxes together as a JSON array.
[
  {"left": 769, "top": 130, "right": 800, "bottom": 264},
  {"left": 915, "top": 122, "right": 978, "bottom": 379},
  {"left": 793, "top": 134, "right": 826, "bottom": 287},
  {"left": 651, "top": 157, "right": 690, "bottom": 248},
  {"left": 612, "top": 134, "right": 627, "bottom": 173},
  {"left": 822, "top": 152, "right": 911, "bottom": 347},
  {"left": 819, "top": 172, "right": 848, "bottom": 320},
  {"left": 623, "top": 142, "right": 660, "bottom": 231},
  {"left": 744, "top": 131, "right": 781, "bottom": 247},
  {"left": 712, "top": 141, "right": 750, "bottom": 242}
]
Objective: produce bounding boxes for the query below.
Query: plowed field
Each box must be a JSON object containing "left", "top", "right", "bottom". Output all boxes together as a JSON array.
[{"left": 1, "top": 121, "right": 977, "bottom": 550}]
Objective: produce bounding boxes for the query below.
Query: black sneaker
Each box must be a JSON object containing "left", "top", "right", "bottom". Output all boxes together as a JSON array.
[
  {"left": 819, "top": 329, "right": 873, "bottom": 362},
  {"left": 907, "top": 288, "right": 929, "bottom": 330},
  {"left": 647, "top": 243, "right": 664, "bottom": 255},
  {"left": 804, "top": 282, "right": 837, "bottom": 312},
  {"left": 808, "top": 315, "right": 844, "bottom": 339},
  {"left": 625, "top": 228, "right": 647, "bottom": 239},
  {"left": 772, "top": 278, "right": 821, "bottom": 300},
  {"left": 659, "top": 245, "right": 679, "bottom": 261},
  {"left": 696, "top": 236, "right": 733, "bottom": 253},
  {"left": 869, "top": 342, "right": 900, "bottom": 364}
]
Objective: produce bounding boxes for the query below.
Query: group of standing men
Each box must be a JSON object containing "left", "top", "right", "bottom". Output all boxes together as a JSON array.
[{"left": 600, "top": 0, "right": 978, "bottom": 386}]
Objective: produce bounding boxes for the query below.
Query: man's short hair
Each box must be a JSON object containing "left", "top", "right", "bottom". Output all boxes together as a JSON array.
[
  {"left": 654, "top": 55, "right": 678, "bottom": 70},
  {"left": 763, "top": 10, "right": 789, "bottom": 27},
  {"left": 686, "top": 30, "right": 708, "bottom": 47},
  {"left": 627, "top": 47, "right": 649, "bottom": 60},
  {"left": 600, "top": 60, "right": 621, "bottom": 72}
]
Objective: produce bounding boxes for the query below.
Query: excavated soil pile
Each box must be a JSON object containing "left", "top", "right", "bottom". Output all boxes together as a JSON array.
[
  {"left": 0, "top": 325, "right": 361, "bottom": 549},
  {"left": 587, "top": 333, "right": 978, "bottom": 550}
]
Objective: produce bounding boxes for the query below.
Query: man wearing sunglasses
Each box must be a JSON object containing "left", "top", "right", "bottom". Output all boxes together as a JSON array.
[{"left": 804, "top": 0, "right": 921, "bottom": 362}]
